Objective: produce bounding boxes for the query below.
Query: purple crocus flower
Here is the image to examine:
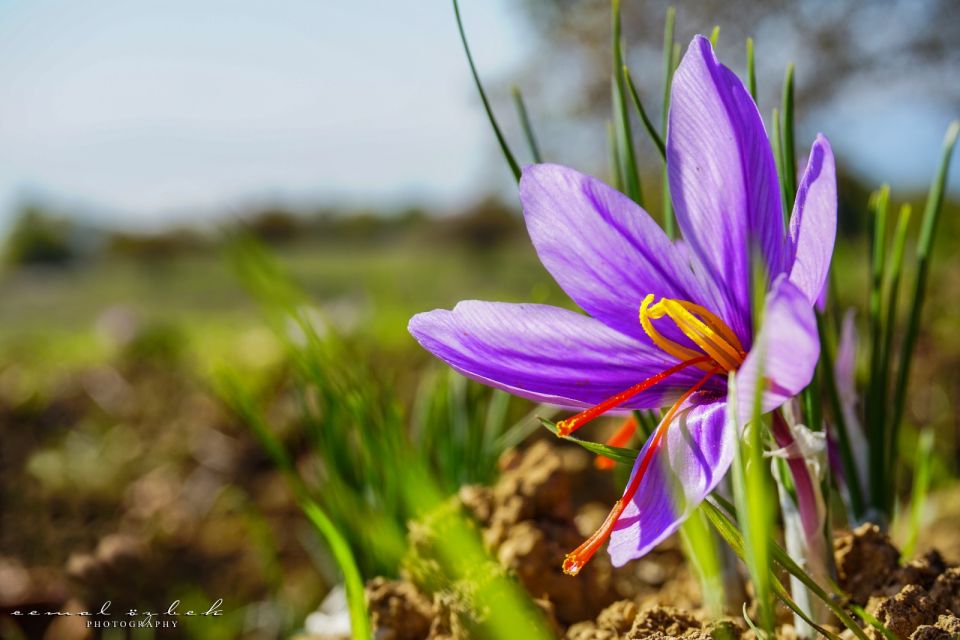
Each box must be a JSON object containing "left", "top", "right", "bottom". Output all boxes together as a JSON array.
[{"left": 409, "top": 36, "right": 836, "bottom": 574}]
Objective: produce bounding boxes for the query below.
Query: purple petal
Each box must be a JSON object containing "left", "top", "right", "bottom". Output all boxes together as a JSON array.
[
  {"left": 733, "top": 276, "right": 819, "bottom": 426},
  {"left": 519, "top": 163, "right": 731, "bottom": 344},
  {"left": 409, "top": 301, "right": 718, "bottom": 409},
  {"left": 668, "top": 35, "right": 786, "bottom": 342},
  {"left": 789, "top": 135, "right": 837, "bottom": 306},
  {"left": 608, "top": 400, "right": 731, "bottom": 566}
]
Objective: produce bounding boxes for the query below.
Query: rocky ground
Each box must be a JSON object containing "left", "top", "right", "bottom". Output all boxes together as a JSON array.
[{"left": 365, "top": 442, "right": 960, "bottom": 640}]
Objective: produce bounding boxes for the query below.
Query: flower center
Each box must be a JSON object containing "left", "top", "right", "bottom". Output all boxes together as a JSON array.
[
  {"left": 553, "top": 296, "right": 745, "bottom": 577},
  {"left": 639, "top": 294, "right": 746, "bottom": 373}
]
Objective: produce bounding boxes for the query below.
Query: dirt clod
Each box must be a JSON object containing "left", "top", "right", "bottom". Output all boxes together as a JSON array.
[
  {"left": 834, "top": 523, "right": 902, "bottom": 605},
  {"left": 625, "top": 605, "right": 702, "bottom": 638},
  {"left": 870, "top": 584, "right": 947, "bottom": 639},
  {"left": 366, "top": 577, "right": 434, "bottom": 640},
  {"left": 930, "top": 566, "right": 960, "bottom": 614},
  {"left": 910, "top": 614, "right": 960, "bottom": 639}
]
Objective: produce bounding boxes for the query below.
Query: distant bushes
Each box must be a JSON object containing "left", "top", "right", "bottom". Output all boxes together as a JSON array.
[{"left": 4, "top": 206, "right": 76, "bottom": 266}]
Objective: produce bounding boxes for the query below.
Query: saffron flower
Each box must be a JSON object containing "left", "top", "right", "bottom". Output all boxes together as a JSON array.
[{"left": 409, "top": 36, "right": 836, "bottom": 575}]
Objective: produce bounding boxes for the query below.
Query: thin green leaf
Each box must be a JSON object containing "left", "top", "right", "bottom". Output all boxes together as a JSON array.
[
  {"left": 701, "top": 502, "right": 848, "bottom": 640},
  {"left": 780, "top": 64, "right": 797, "bottom": 209},
  {"left": 902, "top": 429, "right": 935, "bottom": 560},
  {"left": 889, "top": 121, "right": 960, "bottom": 513},
  {"left": 879, "top": 204, "right": 912, "bottom": 465},
  {"left": 703, "top": 500, "right": 871, "bottom": 640},
  {"left": 612, "top": 0, "right": 643, "bottom": 205},
  {"left": 607, "top": 120, "right": 624, "bottom": 191},
  {"left": 866, "top": 186, "right": 891, "bottom": 510},
  {"left": 709, "top": 25, "right": 720, "bottom": 47},
  {"left": 661, "top": 6, "right": 677, "bottom": 238},
  {"left": 817, "top": 313, "right": 866, "bottom": 519},
  {"left": 623, "top": 66, "right": 666, "bottom": 160},
  {"left": 849, "top": 604, "right": 899, "bottom": 640},
  {"left": 771, "top": 108, "right": 790, "bottom": 216},
  {"left": 511, "top": 86, "right": 543, "bottom": 163},
  {"left": 746, "top": 38, "right": 757, "bottom": 102},
  {"left": 452, "top": 0, "right": 520, "bottom": 182},
  {"left": 219, "top": 376, "right": 372, "bottom": 640},
  {"left": 538, "top": 417, "right": 639, "bottom": 465},
  {"left": 729, "top": 374, "right": 775, "bottom": 632}
]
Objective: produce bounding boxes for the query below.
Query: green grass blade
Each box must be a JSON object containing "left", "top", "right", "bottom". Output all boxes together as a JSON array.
[
  {"left": 661, "top": 6, "right": 677, "bottom": 238},
  {"left": 709, "top": 25, "right": 720, "bottom": 47},
  {"left": 300, "top": 500, "right": 374, "bottom": 640},
  {"left": 632, "top": 409, "right": 658, "bottom": 440},
  {"left": 866, "top": 186, "right": 890, "bottom": 511},
  {"left": 703, "top": 500, "right": 871, "bottom": 640},
  {"left": 902, "top": 429, "right": 935, "bottom": 560},
  {"left": 746, "top": 38, "right": 757, "bottom": 102},
  {"left": 661, "top": 6, "right": 676, "bottom": 134},
  {"left": 771, "top": 108, "right": 790, "bottom": 217},
  {"left": 729, "top": 374, "right": 775, "bottom": 633},
  {"left": 700, "top": 502, "right": 848, "bottom": 640},
  {"left": 607, "top": 120, "right": 624, "bottom": 191},
  {"left": 816, "top": 313, "right": 866, "bottom": 519},
  {"left": 879, "top": 204, "right": 912, "bottom": 465},
  {"left": 889, "top": 121, "right": 960, "bottom": 512},
  {"left": 511, "top": 86, "right": 543, "bottom": 163},
  {"left": 612, "top": 0, "right": 643, "bottom": 205},
  {"left": 218, "top": 375, "right": 372, "bottom": 640},
  {"left": 623, "top": 66, "right": 666, "bottom": 161},
  {"left": 452, "top": 0, "right": 521, "bottom": 182},
  {"left": 538, "top": 417, "right": 639, "bottom": 465},
  {"left": 780, "top": 64, "right": 797, "bottom": 209},
  {"left": 678, "top": 509, "right": 724, "bottom": 617},
  {"left": 849, "top": 604, "right": 899, "bottom": 640}
]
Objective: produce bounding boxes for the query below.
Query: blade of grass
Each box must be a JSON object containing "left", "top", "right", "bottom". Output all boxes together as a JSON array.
[
  {"left": 612, "top": 0, "right": 643, "bottom": 205},
  {"left": 661, "top": 6, "right": 677, "bottom": 237},
  {"left": 632, "top": 409, "right": 658, "bottom": 440},
  {"left": 729, "top": 376, "right": 775, "bottom": 632},
  {"left": 901, "top": 429, "right": 935, "bottom": 560},
  {"left": 539, "top": 417, "right": 639, "bottom": 465},
  {"left": 889, "top": 121, "right": 960, "bottom": 513},
  {"left": 511, "top": 86, "right": 543, "bottom": 163},
  {"left": 849, "top": 604, "right": 899, "bottom": 640},
  {"left": 703, "top": 499, "right": 871, "bottom": 640},
  {"left": 607, "top": 120, "right": 624, "bottom": 191},
  {"left": 866, "top": 186, "right": 890, "bottom": 512},
  {"left": 746, "top": 38, "right": 757, "bottom": 102},
  {"left": 817, "top": 313, "right": 866, "bottom": 519},
  {"left": 678, "top": 509, "right": 724, "bottom": 617},
  {"left": 452, "top": 0, "right": 521, "bottom": 182},
  {"left": 219, "top": 375, "right": 372, "bottom": 640},
  {"left": 701, "top": 502, "right": 849, "bottom": 640},
  {"left": 771, "top": 108, "right": 790, "bottom": 217},
  {"left": 780, "top": 64, "right": 797, "bottom": 209},
  {"left": 879, "top": 204, "right": 912, "bottom": 466},
  {"left": 624, "top": 66, "right": 666, "bottom": 161},
  {"left": 709, "top": 25, "right": 720, "bottom": 47}
]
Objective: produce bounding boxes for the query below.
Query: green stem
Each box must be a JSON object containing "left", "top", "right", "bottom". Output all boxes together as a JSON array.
[
  {"left": 452, "top": 0, "right": 521, "bottom": 182},
  {"left": 611, "top": 0, "right": 643, "bottom": 206},
  {"left": 888, "top": 121, "right": 960, "bottom": 514},
  {"left": 511, "top": 86, "right": 543, "bottom": 163}
]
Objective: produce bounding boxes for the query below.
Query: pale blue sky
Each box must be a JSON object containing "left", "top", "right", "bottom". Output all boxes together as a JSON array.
[{"left": 0, "top": 1, "right": 955, "bottom": 230}]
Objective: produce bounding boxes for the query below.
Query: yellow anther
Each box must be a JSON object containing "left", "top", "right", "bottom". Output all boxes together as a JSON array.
[{"left": 639, "top": 295, "right": 746, "bottom": 373}]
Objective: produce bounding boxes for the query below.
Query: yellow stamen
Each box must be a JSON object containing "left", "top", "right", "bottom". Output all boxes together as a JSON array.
[
  {"left": 639, "top": 294, "right": 709, "bottom": 370},
  {"left": 639, "top": 295, "right": 746, "bottom": 373}
]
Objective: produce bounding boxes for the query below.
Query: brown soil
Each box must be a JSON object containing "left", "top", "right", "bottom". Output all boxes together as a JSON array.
[{"left": 368, "top": 442, "right": 960, "bottom": 640}]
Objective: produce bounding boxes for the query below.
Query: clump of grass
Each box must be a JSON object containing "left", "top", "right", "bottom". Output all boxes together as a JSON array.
[{"left": 220, "top": 235, "right": 552, "bottom": 639}]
